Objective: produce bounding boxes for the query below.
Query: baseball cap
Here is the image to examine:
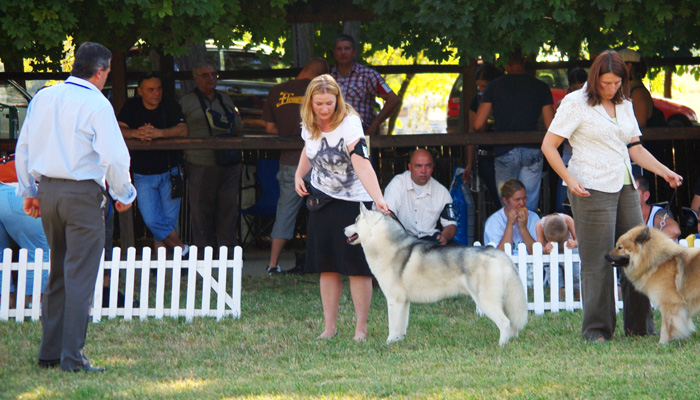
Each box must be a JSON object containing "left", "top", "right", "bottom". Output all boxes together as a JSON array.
[{"left": 618, "top": 49, "right": 641, "bottom": 63}]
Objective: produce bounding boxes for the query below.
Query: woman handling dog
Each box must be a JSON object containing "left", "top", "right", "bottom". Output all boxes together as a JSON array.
[
  {"left": 295, "top": 75, "right": 390, "bottom": 341},
  {"left": 541, "top": 50, "right": 683, "bottom": 343}
]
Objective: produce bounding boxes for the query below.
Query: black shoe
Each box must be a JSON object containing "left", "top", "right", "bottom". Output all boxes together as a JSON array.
[
  {"left": 38, "top": 359, "right": 60, "bottom": 369},
  {"left": 66, "top": 365, "right": 106, "bottom": 373},
  {"left": 284, "top": 265, "right": 304, "bottom": 274}
]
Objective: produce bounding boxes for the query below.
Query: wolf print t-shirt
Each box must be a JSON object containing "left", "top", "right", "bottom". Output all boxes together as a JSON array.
[{"left": 302, "top": 114, "right": 372, "bottom": 202}]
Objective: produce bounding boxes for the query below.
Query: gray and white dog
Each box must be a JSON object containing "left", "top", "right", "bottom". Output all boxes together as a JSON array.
[{"left": 344, "top": 204, "right": 528, "bottom": 345}]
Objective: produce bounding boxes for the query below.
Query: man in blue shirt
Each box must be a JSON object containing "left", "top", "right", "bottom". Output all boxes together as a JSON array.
[{"left": 15, "top": 42, "right": 136, "bottom": 373}]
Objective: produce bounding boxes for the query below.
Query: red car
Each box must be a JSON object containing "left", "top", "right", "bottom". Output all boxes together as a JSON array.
[{"left": 447, "top": 72, "right": 698, "bottom": 133}]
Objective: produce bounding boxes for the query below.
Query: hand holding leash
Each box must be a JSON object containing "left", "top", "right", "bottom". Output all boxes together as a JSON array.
[
  {"left": 664, "top": 171, "right": 683, "bottom": 188},
  {"left": 375, "top": 199, "right": 390, "bottom": 215}
]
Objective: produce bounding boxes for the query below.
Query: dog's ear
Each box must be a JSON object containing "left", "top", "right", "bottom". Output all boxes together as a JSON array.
[
  {"left": 635, "top": 226, "right": 651, "bottom": 245},
  {"left": 359, "top": 202, "right": 369, "bottom": 216}
]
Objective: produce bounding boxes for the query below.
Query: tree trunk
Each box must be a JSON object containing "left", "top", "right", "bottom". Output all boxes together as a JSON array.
[
  {"left": 386, "top": 73, "right": 414, "bottom": 135},
  {"left": 664, "top": 68, "right": 673, "bottom": 98},
  {"left": 174, "top": 42, "right": 207, "bottom": 96},
  {"left": 292, "top": 23, "right": 315, "bottom": 68}
]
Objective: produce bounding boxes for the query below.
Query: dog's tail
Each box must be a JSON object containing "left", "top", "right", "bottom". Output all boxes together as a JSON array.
[{"left": 504, "top": 272, "right": 528, "bottom": 332}]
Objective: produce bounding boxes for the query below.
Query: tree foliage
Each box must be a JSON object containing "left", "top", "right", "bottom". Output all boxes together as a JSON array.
[
  {"left": 0, "top": 0, "right": 295, "bottom": 71},
  {"left": 357, "top": 0, "right": 700, "bottom": 63},
  {"left": 1, "top": 0, "right": 699, "bottom": 72}
]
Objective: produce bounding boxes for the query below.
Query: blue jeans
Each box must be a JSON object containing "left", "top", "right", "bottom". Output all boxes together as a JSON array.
[
  {"left": 494, "top": 147, "right": 543, "bottom": 211},
  {"left": 133, "top": 168, "right": 181, "bottom": 241},
  {"left": 0, "top": 184, "right": 49, "bottom": 294}
]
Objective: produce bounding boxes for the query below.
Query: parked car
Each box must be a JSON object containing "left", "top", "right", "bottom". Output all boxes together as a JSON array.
[
  {"left": 0, "top": 79, "right": 31, "bottom": 140},
  {"left": 447, "top": 70, "right": 698, "bottom": 133}
]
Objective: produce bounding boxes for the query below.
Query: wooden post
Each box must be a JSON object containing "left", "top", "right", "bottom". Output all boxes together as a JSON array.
[{"left": 107, "top": 47, "right": 135, "bottom": 251}]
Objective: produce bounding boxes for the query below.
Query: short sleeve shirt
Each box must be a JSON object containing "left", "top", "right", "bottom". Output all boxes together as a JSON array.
[
  {"left": 481, "top": 74, "right": 553, "bottom": 156},
  {"left": 117, "top": 97, "right": 185, "bottom": 174},
  {"left": 330, "top": 63, "right": 392, "bottom": 130},
  {"left": 302, "top": 114, "right": 371, "bottom": 202},
  {"left": 484, "top": 207, "right": 540, "bottom": 254},
  {"left": 383, "top": 170, "right": 455, "bottom": 237},
  {"left": 548, "top": 85, "right": 641, "bottom": 193},
  {"left": 262, "top": 79, "right": 310, "bottom": 165}
]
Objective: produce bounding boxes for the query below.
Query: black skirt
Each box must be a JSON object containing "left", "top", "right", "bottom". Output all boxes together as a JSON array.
[{"left": 304, "top": 198, "right": 373, "bottom": 276}]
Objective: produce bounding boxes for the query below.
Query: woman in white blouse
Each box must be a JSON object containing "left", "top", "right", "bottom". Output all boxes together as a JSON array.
[{"left": 541, "top": 50, "right": 683, "bottom": 343}]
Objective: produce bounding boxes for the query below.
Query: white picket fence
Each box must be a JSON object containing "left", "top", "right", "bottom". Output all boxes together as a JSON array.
[
  {"left": 479, "top": 238, "right": 699, "bottom": 315},
  {"left": 0, "top": 245, "right": 243, "bottom": 323},
  {"left": 474, "top": 241, "right": 588, "bottom": 315},
  {"left": 2, "top": 238, "right": 698, "bottom": 321}
]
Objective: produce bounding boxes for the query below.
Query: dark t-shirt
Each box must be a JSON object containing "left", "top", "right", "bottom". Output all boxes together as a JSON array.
[
  {"left": 262, "top": 79, "right": 310, "bottom": 166},
  {"left": 470, "top": 93, "right": 493, "bottom": 152},
  {"left": 117, "top": 97, "right": 185, "bottom": 174},
  {"left": 481, "top": 74, "right": 553, "bottom": 156}
]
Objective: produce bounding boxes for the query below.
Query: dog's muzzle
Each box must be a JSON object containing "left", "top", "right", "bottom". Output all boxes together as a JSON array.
[
  {"left": 605, "top": 253, "right": 629, "bottom": 268},
  {"left": 346, "top": 233, "right": 359, "bottom": 244}
]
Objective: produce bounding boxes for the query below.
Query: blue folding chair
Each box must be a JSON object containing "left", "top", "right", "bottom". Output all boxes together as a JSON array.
[{"left": 240, "top": 159, "right": 280, "bottom": 249}]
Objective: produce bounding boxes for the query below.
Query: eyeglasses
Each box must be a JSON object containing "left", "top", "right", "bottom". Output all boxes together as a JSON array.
[{"left": 198, "top": 72, "right": 218, "bottom": 79}]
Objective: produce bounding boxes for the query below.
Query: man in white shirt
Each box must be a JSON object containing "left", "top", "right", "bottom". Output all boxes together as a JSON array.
[
  {"left": 384, "top": 149, "right": 456, "bottom": 245},
  {"left": 15, "top": 42, "right": 136, "bottom": 373},
  {"left": 635, "top": 174, "right": 680, "bottom": 240}
]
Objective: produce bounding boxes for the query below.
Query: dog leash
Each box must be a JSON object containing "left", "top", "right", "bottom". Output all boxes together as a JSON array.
[
  {"left": 388, "top": 209, "right": 407, "bottom": 231},
  {"left": 659, "top": 187, "right": 677, "bottom": 230}
]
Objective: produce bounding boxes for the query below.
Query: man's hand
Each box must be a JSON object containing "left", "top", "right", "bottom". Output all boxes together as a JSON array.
[
  {"left": 462, "top": 165, "right": 473, "bottom": 185},
  {"left": 114, "top": 201, "right": 133, "bottom": 212},
  {"left": 23, "top": 197, "right": 41, "bottom": 218},
  {"left": 365, "top": 121, "right": 380, "bottom": 136}
]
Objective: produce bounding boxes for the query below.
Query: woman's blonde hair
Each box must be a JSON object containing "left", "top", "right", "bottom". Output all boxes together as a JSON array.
[
  {"left": 499, "top": 179, "right": 526, "bottom": 200},
  {"left": 300, "top": 74, "right": 359, "bottom": 139}
]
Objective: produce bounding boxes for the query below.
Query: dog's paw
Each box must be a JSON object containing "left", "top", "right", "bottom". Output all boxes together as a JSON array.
[{"left": 386, "top": 335, "right": 405, "bottom": 344}]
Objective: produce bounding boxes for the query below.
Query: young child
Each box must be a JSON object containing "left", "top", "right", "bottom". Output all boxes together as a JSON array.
[
  {"left": 536, "top": 213, "right": 580, "bottom": 300},
  {"left": 536, "top": 213, "right": 578, "bottom": 254}
]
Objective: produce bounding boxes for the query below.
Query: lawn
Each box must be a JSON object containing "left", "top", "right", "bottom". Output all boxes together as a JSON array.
[{"left": 1, "top": 274, "right": 699, "bottom": 399}]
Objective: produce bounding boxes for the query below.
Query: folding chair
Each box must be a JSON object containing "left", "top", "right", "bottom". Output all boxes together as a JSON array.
[{"left": 240, "top": 158, "right": 280, "bottom": 249}]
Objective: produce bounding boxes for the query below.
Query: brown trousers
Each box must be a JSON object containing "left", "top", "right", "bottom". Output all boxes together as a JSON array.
[
  {"left": 569, "top": 185, "right": 655, "bottom": 340},
  {"left": 186, "top": 162, "right": 241, "bottom": 250}
]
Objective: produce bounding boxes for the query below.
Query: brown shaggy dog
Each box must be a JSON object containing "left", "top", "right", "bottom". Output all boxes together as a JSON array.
[{"left": 606, "top": 225, "right": 700, "bottom": 344}]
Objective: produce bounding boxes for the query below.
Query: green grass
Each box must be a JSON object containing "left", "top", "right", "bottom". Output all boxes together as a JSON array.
[{"left": 2, "top": 274, "right": 700, "bottom": 399}]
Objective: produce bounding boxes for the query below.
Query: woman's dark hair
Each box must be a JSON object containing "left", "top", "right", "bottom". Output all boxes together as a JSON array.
[
  {"left": 585, "top": 50, "right": 629, "bottom": 106},
  {"left": 474, "top": 63, "right": 503, "bottom": 82},
  {"left": 71, "top": 42, "right": 111, "bottom": 79},
  {"left": 567, "top": 67, "right": 588, "bottom": 86}
]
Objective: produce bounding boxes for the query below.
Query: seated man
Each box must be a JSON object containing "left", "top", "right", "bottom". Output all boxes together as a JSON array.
[
  {"left": 384, "top": 149, "right": 456, "bottom": 245},
  {"left": 0, "top": 159, "right": 49, "bottom": 306},
  {"left": 635, "top": 175, "right": 681, "bottom": 240}
]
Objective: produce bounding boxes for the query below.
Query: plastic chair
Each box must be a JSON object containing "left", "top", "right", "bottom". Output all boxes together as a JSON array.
[{"left": 240, "top": 159, "right": 280, "bottom": 249}]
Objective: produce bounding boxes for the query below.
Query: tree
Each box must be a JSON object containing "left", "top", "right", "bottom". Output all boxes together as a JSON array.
[{"left": 355, "top": 0, "right": 700, "bottom": 63}]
